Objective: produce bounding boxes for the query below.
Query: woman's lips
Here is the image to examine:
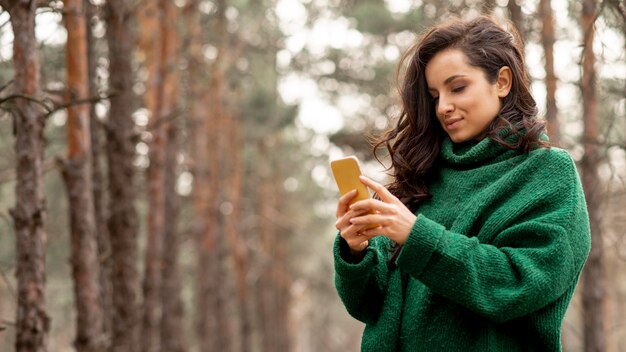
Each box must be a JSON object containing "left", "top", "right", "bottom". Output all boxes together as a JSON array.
[{"left": 445, "top": 117, "right": 463, "bottom": 129}]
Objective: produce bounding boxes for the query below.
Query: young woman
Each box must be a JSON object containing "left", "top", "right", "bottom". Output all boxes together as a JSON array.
[{"left": 333, "top": 15, "right": 591, "bottom": 351}]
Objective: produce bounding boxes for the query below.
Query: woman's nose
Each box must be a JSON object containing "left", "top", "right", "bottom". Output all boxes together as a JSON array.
[{"left": 436, "top": 96, "right": 454, "bottom": 117}]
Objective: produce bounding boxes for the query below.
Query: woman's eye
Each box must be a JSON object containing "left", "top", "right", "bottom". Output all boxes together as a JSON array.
[{"left": 451, "top": 86, "right": 465, "bottom": 93}]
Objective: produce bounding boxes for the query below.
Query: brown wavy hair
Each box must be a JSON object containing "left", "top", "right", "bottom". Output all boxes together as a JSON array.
[{"left": 374, "top": 15, "right": 549, "bottom": 213}]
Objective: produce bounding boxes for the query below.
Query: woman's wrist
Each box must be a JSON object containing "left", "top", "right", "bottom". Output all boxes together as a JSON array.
[{"left": 339, "top": 237, "right": 369, "bottom": 263}]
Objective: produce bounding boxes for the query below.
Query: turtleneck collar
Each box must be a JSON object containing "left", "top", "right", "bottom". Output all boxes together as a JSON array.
[
  {"left": 440, "top": 136, "right": 513, "bottom": 167},
  {"left": 439, "top": 128, "right": 532, "bottom": 167}
]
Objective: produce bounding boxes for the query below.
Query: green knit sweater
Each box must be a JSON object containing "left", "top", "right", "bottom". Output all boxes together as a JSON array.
[{"left": 333, "top": 135, "right": 591, "bottom": 351}]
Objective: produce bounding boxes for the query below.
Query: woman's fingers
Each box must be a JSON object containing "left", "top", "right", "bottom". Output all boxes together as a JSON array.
[
  {"left": 358, "top": 176, "right": 398, "bottom": 204},
  {"left": 350, "top": 198, "right": 394, "bottom": 214},
  {"left": 336, "top": 206, "right": 370, "bottom": 230},
  {"left": 336, "top": 189, "right": 357, "bottom": 218},
  {"left": 350, "top": 213, "right": 387, "bottom": 227},
  {"left": 340, "top": 225, "right": 375, "bottom": 251},
  {"left": 359, "top": 228, "right": 384, "bottom": 241}
]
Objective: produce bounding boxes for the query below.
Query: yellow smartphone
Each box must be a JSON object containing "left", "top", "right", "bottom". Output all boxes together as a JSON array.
[
  {"left": 330, "top": 156, "right": 378, "bottom": 230},
  {"left": 330, "top": 155, "right": 371, "bottom": 205}
]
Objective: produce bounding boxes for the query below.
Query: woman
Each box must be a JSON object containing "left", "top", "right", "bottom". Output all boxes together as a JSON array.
[{"left": 333, "top": 15, "right": 591, "bottom": 351}]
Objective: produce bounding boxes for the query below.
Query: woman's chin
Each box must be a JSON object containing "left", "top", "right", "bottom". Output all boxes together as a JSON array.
[{"left": 447, "top": 132, "right": 468, "bottom": 144}]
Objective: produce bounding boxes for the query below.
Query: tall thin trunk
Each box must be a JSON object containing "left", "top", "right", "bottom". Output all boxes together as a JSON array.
[
  {"left": 256, "top": 137, "right": 291, "bottom": 352},
  {"left": 160, "top": 109, "right": 186, "bottom": 352},
  {"left": 138, "top": 0, "right": 165, "bottom": 349},
  {"left": 1, "top": 0, "right": 50, "bottom": 350},
  {"left": 507, "top": 0, "right": 525, "bottom": 39},
  {"left": 61, "top": 0, "right": 105, "bottom": 350},
  {"left": 158, "top": 1, "right": 186, "bottom": 350},
  {"left": 222, "top": 107, "right": 252, "bottom": 352},
  {"left": 193, "top": 85, "right": 227, "bottom": 352},
  {"left": 257, "top": 139, "right": 277, "bottom": 352},
  {"left": 539, "top": 0, "right": 561, "bottom": 145},
  {"left": 85, "top": 0, "right": 113, "bottom": 344},
  {"left": 190, "top": 0, "right": 232, "bottom": 349},
  {"left": 185, "top": 1, "right": 220, "bottom": 349},
  {"left": 104, "top": 1, "right": 141, "bottom": 351},
  {"left": 580, "top": 0, "right": 607, "bottom": 351}
]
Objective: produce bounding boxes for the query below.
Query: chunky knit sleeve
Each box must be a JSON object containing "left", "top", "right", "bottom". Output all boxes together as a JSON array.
[
  {"left": 395, "top": 149, "right": 591, "bottom": 323},
  {"left": 333, "top": 234, "right": 391, "bottom": 324}
]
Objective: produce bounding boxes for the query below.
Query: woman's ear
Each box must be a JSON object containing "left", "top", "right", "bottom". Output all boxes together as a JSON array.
[{"left": 496, "top": 66, "right": 512, "bottom": 98}]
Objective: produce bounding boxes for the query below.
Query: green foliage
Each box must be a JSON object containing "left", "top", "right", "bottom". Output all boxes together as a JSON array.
[{"left": 352, "top": 1, "right": 396, "bottom": 35}]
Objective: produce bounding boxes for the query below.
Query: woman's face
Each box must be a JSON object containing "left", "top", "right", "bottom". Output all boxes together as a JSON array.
[{"left": 425, "top": 48, "right": 511, "bottom": 143}]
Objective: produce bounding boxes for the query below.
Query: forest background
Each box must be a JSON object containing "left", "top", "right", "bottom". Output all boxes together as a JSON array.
[{"left": 0, "top": 0, "right": 624, "bottom": 351}]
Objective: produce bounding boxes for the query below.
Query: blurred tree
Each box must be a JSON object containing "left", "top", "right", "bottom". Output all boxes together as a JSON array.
[
  {"left": 0, "top": 0, "right": 50, "bottom": 351},
  {"left": 84, "top": 0, "right": 114, "bottom": 343},
  {"left": 103, "top": 0, "right": 141, "bottom": 350},
  {"left": 157, "top": 1, "right": 186, "bottom": 351},
  {"left": 137, "top": 0, "right": 167, "bottom": 349},
  {"left": 539, "top": 0, "right": 561, "bottom": 145},
  {"left": 160, "top": 91, "right": 186, "bottom": 352},
  {"left": 186, "top": 0, "right": 231, "bottom": 350},
  {"left": 256, "top": 136, "right": 291, "bottom": 352},
  {"left": 580, "top": 0, "right": 608, "bottom": 351},
  {"left": 507, "top": 0, "right": 524, "bottom": 36},
  {"left": 60, "top": 0, "right": 105, "bottom": 350}
]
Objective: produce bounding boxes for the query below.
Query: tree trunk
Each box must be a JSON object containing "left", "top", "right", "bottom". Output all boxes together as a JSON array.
[
  {"left": 184, "top": 1, "right": 213, "bottom": 349},
  {"left": 507, "top": 0, "right": 525, "bottom": 41},
  {"left": 138, "top": 0, "right": 165, "bottom": 349},
  {"left": 539, "top": 0, "right": 561, "bottom": 145},
  {"left": 85, "top": 0, "right": 114, "bottom": 345},
  {"left": 257, "top": 140, "right": 276, "bottom": 352},
  {"left": 104, "top": 1, "right": 141, "bottom": 351},
  {"left": 188, "top": 0, "right": 232, "bottom": 349},
  {"left": 193, "top": 84, "right": 227, "bottom": 352},
  {"left": 256, "top": 138, "right": 291, "bottom": 352},
  {"left": 580, "top": 0, "right": 607, "bottom": 351},
  {"left": 61, "top": 0, "right": 105, "bottom": 350},
  {"left": 160, "top": 107, "right": 186, "bottom": 352},
  {"left": 1, "top": 0, "right": 50, "bottom": 350},
  {"left": 158, "top": 1, "right": 186, "bottom": 351},
  {"left": 222, "top": 106, "right": 253, "bottom": 352}
]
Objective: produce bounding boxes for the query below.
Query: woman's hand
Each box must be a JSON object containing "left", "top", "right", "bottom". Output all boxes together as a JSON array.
[
  {"left": 335, "top": 189, "right": 377, "bottom": 255},
  {"left": 349, "top": 176, "right": 417, "bottom": 245}
]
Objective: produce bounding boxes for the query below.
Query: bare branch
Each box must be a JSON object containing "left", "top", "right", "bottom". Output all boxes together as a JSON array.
[
  {"left": 0, "top": 158, "right": 57, "bottom": 184},
  {"left": 0, "top": 80, "right": 12, "bottom": 93},
  {"left": 0, "top": 91, "right": 115, "bottom": 120},
  {"left": 0, "top": 94, "right": 53, "bottom": 113},
  {"left": 0, "top": 264, "right": 16, "bottom": 300},
  {"left": 44, "top": 92, "right": 115, "bottom": 117}
]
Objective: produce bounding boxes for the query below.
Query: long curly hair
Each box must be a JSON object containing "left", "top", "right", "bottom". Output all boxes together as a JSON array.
[{"left": 374, "top": 15, "right": 549, "bottom": 213}]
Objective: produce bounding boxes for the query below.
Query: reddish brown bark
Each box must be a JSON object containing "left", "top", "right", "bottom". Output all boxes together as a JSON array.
[
  {"left": 187, "top": 0, "right": 232, "bottom": 349},
  {"left": 1, "top": 1, "right": 50, "bottom": 351},
  {"left": 104, "top": 1, "right": 141, "bottom": 351},
  {"left": 138, "top": 0, "right": 166, "bottom": 350},
  {"left": 85, "top": 0, "right": 113, "bottom": 344},
  {"left": 580, "top": 0, "right": 607, "bottom": 351},
  {"left": 160, "top": 109, "right": 186, "bottom": 352},
  {"left": 222, "top": 107, "right": 253, "bottom": 352},
  {"left": 158, "top": 1, "right": 186, "bottom": 351},
  {"left": 61, "top": 0, "right": 105, "bottom": 350},
  {"left": 257, "top": 138, "right": 291, "bottom": 352},
  {"left": 539, "top": 0, "right": 561, "bottom": 145}
]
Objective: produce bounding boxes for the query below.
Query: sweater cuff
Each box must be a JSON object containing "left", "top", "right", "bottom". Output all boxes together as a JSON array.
[
  {"left": 396, "top": 214, "right": 445, "bottom": 277},
  {"left": 334, "top": 234, "right": 377, "bottom": 280}
]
